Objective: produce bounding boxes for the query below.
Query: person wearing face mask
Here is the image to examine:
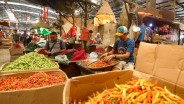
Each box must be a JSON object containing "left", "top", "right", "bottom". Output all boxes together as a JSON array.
[
  {"left": 45, "top": 32, "right": 66, "bottom": 56},
  {"left": 100, "top": 26, "right": 135, "bottom": 70}
]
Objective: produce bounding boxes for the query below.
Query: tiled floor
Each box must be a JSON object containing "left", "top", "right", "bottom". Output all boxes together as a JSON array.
[{"left": 0, "top": 49, "right": 10, "bottom": 66}]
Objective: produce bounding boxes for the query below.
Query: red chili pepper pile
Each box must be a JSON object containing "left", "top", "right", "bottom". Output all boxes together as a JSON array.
[
  {"left": 0, "top": 72, "right": 66, "bottom": 91},
  {"left": 12, "top": 44, "right": 22, "bottom": 49},
  {"left": 37, "top": 48, "right": 48, "bottom": 55},
  {"left": 88, "top": 60, "right": 117, "bottom": 68}
]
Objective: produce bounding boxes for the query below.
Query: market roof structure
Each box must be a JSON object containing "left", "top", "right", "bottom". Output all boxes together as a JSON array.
[
  {"left": 107, "top": 0, "right": 184, "bottom": 23},
  {"left": 0, "top": 0, "right": 184, "bottom": 29}
]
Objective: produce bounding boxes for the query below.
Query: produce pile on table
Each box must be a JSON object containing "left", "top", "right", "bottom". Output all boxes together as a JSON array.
[
  {"left": 0, "top": 72, "right": 66, "bottom": 91},
  {"left": 11, "top": 43, "right": 22, "bottom": 49},
  {"left": 75, "top": 79, "right": 184, "bottom": 104},
  {"left": 37, "top": 48, "right": 48, "bottom": 56},
  {"left": 88, "top": 60, "right": 117, "bottom": 69},
  {"left": 2, "top": 52, "right": 57, "bottom": 71},
  {"left": 25, "top": 42, "right": 41, "bottom": 52}
]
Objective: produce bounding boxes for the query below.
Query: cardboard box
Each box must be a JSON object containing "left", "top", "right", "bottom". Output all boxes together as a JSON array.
[
  {"left": 0, "top": 70, "right": 68, "bottom": 104},
  {"left": 63, "top": 42, "right": 184, "bottom": 104}
]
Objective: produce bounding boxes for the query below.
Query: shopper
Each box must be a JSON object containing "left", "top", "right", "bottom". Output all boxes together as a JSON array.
[
  {"left": 45, "top": 32, "right": 66, "bottom": 56},
  {"left": 21, "top": 31, "right": 28, "bottom": 46},
  {"left": 101, "top": 26, "right": 135, "bottom": 70},
  {"left": 94, "top": 32, "right": 102, "bottom": 44},
  {"left": 12, "top": 29, "right": 20, "bottom": 43},
  {"left": 135, "top": 22, "right": 146, "bottom": 47},
  {"left": 80, "top": 27, "right": 93, "bottom": 52}
]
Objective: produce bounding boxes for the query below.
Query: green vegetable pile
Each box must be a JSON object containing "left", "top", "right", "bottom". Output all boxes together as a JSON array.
[
  {"left": 3, "top": 52, "right": 57, "bottom": 71},
  {"left": 25, "top": 42, "right": 41, "bottom": 52}
]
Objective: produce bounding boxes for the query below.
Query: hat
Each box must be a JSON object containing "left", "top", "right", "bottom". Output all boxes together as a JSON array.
[{"left": 116, "top": 26, "right": 128, "bottom": 36}]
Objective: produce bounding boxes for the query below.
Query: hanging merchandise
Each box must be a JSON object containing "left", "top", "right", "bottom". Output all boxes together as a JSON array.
[
  {"left": 67, "top": 25, "right": 77, "bottom": 37},
  {"left": 94, "top": 0, "right": 117, "bottom": 25},
  {"left": 80, "top": 27, "right": 89, "bottom": 41},
  {"left": 132, "top": 25, "right": 141, "bottom": 41},
  {"left": 94, "top": 17, "right": 99, "bottom": 26},
  {"left": 128, "top": 21, "right": 140, "bottom": 41},
  {"left": 43, "top": 7, "right": 48, "bottom": 21},
  {"left": 36, "top": 27, "right": 52, "bottom": 36}
]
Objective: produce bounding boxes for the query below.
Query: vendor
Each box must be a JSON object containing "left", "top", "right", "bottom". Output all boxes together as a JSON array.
[
  {"left": 94, "top": 32, "right": 102, "bottom": 44},
  {"left": 45, "top": 32, "right": 66, "bottom": 56},
  {"left": 12, "top": 29, "right": 20, "bottom": 43},
  {"left": 101, "top": 26, "right": 135, "bottom": 70}
]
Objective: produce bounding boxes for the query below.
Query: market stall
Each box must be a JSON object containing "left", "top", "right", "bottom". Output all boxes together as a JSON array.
[
  {"left": 1, "top": 0, "right": 184, "bottom": 104},
  {"left": 143, "top": 16, "right": 180, "bottom": 44}
]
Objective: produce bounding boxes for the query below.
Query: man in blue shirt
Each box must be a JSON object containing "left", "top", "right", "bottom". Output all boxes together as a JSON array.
[{"left": 101, "top": 26, "right": 135, "bottom": 69}]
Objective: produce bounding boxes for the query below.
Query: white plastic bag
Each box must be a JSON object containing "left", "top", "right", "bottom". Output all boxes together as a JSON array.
[
  {"left": 89, "top": 52, "right": 98, "bottom": 59},
  {"left": 55, "top": 55, "right": 69, "bottom": 65}
]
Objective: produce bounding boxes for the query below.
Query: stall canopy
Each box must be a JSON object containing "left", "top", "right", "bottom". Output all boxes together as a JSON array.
[
  {"left": 94, "top": 0, "right": 117, "bottom": 26},
  {"left": 143, "top": 16, "right": 179, "bottom": 29},
  {"left": 0, "top": 20, "right": 10, "bottom": 27}
]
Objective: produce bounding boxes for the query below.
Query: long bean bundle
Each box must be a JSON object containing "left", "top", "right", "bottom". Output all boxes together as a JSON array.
[{"left": 3, "top": 52, "right": 57, "bottom": 71}]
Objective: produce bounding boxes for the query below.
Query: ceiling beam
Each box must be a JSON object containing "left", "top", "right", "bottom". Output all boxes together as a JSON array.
[{"left": 176, "top": 1, "right": 184, "bottom": 9}]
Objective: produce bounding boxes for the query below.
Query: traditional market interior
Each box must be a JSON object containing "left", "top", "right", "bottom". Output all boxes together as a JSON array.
[{"left": 1, "top": 0, "right": 184, "bottom": 104}]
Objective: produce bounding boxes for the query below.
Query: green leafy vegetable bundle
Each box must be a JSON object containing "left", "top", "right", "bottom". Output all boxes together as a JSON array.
[{"left": 25, "top": 42, "right": 41, "bottom": 52}]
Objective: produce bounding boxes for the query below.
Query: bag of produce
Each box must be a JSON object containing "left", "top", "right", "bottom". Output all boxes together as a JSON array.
[
  {"left": 89, "top": 52, "right": 98, "bottom": 59},
  {"left": 55, "top": 55, "right": 69, "bottom": 65},
  {"left": 70, "top": 48, "right": 86, "bottom": 61},
  {"left": 61, "top": 49, "right": 76, "bottom": 60}
]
